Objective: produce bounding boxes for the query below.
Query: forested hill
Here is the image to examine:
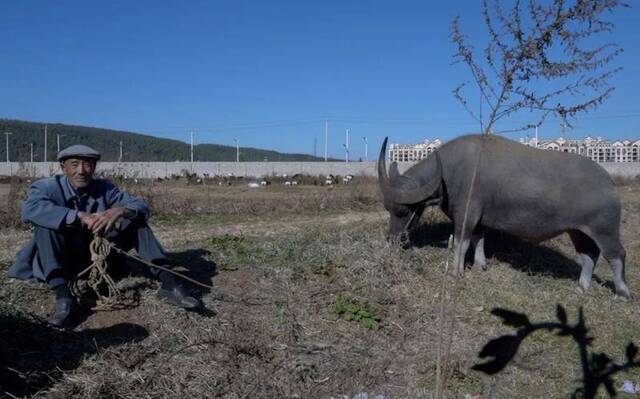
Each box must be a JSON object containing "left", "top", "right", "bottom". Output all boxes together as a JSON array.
[{"left": 0, "top": 119, "right": 332, "bottom": 162}]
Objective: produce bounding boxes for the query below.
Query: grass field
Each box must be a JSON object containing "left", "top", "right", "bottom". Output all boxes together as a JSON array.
[{"left": 1, "top": 178, "right": 639, "bottom": 398}]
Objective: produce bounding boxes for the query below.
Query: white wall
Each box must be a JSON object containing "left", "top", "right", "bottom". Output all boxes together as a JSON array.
[{"left": 1, "top": 161, "right": 639, "bottom": 179}]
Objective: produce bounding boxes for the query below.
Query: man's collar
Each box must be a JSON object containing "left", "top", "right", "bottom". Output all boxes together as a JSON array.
[{"left": 61, "top": 175, "right": 91, "bottom": 201}]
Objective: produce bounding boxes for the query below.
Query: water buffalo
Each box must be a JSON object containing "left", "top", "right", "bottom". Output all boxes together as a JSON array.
[{"left": 378, "top": 134, "right": 630, "bottom": 298}]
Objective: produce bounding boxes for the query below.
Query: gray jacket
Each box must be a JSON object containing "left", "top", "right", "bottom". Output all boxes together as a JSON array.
[{"left": 8, "top": 175, "right": 150, "bottom": 281}]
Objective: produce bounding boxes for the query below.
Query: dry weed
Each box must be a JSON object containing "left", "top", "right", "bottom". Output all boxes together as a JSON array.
[{"left": 1, "top": 181, "right": 639, "bottom": 398}]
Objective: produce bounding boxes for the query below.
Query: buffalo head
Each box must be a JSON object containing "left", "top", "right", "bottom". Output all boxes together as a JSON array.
[{"left": 378, "top": 137, "right": 442, "bottom": 244}]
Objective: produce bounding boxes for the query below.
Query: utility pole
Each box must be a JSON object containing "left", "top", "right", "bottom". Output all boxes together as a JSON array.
[
  {"left": 190, "top": 131, "right": 194, "bottom": 164},
  {"left": 363, "top": 136, "right": 368, "bottom": 161},
  {"left": 119, "top": 140, "right": 123, "bottom": 162},
  {"left": 30, "top": 142, "right": 34, "bottom": 163},
  {"left": 324, "top": 120, "right": 328, "bottom": 162},
  {"left": 313, "top": 137, "right": 317, "bottom": 158},
  {"left": 56, "top": 133, "right": 66, "bottom": 154},
  {"left": 233, "top": 138, "right": 239, "bottom": 162},
  {"left": 560, "top": 123, "right": 567, "bottom": 139},
  {"left": 44, "top": 124, "right": 47, "bottom": 162},
  {"left": 344, "top": 129, "right": 350, "bottom": 162},
  {"left": 4, "top": 132, "right": 12, "bottom": 163},
  {"left": 528, "top": 124, "right": 539, "bottom": 148}
]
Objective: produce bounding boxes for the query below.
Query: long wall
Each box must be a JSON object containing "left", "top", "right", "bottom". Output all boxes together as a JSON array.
[
  {"left": 1, "top": 161, "right": 640, "bottom": 178},
  {"left": 0, "top": 162, "right": 378, "bottom": 179}
]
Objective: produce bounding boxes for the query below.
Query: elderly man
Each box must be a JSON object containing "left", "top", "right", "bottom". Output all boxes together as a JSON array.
[{"left": 9, "top": 144, "right": 200, "bottom": 326}]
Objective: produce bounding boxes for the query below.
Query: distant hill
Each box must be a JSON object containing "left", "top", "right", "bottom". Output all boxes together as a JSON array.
[{"left": 0, "top": 119, "right": 334, "bottom": 162}]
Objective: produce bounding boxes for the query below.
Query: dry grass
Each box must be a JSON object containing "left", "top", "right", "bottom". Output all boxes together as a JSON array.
[
  {"left": 0, "top": 177, "right": 30, "bottom": 229},
  {"left": 0, "top": 176, "right": 380, "bottom": 230},
  {"left": 1, "top": 179, "right": 639, "bottom": 398}
]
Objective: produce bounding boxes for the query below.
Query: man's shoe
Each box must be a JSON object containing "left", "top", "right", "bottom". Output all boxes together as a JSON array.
[
  {"left": 47, "top": 297, "right": 73, "bottom": 327},
  {"left": 158, "top": 285, "right": 201, "bottom": 309}
]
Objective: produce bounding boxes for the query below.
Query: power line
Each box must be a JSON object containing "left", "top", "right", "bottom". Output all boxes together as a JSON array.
[{"left": 138, "top": 119, "right": 325, "bottom": 134}]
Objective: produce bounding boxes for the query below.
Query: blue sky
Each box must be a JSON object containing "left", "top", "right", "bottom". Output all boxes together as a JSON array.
[{"left": 1, "top": 1, "right": 638, "bottom": 159}]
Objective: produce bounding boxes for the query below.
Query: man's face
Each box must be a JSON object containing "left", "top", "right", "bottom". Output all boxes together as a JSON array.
[{"left": 60, "top": 157, "right": 96, "bottom": 189}]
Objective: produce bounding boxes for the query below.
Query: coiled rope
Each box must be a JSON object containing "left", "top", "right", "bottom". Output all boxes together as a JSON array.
[{"left": 73, "top": 236, "right": 213, "bottom": 310}]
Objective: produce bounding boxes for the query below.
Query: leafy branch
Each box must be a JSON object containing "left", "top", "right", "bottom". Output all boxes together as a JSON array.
[{"left": 473, "top": 305, "right": 640, "bottom": 398}]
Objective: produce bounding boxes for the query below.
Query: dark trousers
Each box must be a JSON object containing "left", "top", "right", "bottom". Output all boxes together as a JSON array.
[{"left": 35, "top": 219, "right": 167, "bottom": 288}]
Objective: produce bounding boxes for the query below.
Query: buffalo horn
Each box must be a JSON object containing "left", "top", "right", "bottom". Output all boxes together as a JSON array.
[{"left": 378, "top": 137, "right": 442, "bottom": 205}]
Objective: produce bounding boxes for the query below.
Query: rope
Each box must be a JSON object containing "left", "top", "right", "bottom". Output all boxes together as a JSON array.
[
  {"left": 73, "top": 236, "right": 213, "bottom": 310},
  {"left": 74, "top": 237, "right": 124, "bottom": 310}
]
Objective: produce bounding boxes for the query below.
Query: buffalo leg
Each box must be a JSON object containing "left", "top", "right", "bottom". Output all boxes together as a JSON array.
[
  {"left": 451, "top": 212, "right": 479, "bottom": 275},
  {"left": 608, "top": 258, "right": 630, "bottom": 299},
  {"left": 599, "top": 237, "right": 630, "bottom": 299},
  {"left": 452, "top": 227, "right": 474, "bottom": 276},
  {"left": 569, "top": 230, "right": 600, "bottom": 293},
  {"left": 452, "top": 238, "right": 470, "bottom": 276},
  {"left": 471, "top": 231, "right": 486, "bottom": 271}
]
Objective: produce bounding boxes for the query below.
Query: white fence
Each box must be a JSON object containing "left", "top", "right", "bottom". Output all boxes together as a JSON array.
[{"left": 1, "top": 161, "right": 640, "bottom": 179}]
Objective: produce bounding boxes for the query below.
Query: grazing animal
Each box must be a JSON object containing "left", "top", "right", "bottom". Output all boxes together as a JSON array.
[
  {"left": 378, "top": 134, "right": 630, "bottom": 298},
  {"left": 325, "top": 175, "right": 334, "bottom": 186}
]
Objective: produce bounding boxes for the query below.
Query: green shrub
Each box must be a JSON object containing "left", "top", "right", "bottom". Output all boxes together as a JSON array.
[
  {"left": 330, "top": 294, "right": 381, "bottom": 330},
  {"left": 207, "top": 234, "right": 257, "bottom": 270}
]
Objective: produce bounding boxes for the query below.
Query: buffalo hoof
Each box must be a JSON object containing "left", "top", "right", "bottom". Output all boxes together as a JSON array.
[
  {"left": 471, "top": 262, "right": 487, "bottom": 272},
  {"left": 615, "top": 295, "right": 630, "bottom": 302},
  {"left": 615, "top": 289, "right": 631, "bottom": 301},
  {"left": 447, "top": 267, "right": 465, "bottom": 277}
]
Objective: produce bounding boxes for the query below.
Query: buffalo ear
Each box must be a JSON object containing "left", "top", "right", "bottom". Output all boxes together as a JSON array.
[{"left": 389, "top": 162, "right": 400, "bottom": 179}]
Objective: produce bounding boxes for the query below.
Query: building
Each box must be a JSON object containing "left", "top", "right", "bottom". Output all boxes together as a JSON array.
[
  {"left": 389, "top": 138, "right": 443, "bottom": 162},
  {"left": 521, "top": 136, "right": 640, "bottom": 163},
  {"left": 390, "top": 135, "right": 640, "bottom": 163}
]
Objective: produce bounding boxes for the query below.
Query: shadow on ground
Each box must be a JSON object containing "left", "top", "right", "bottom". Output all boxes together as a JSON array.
[
  {"left": 167, "top": 248, "right": 218, "bottom": 293},
  {"left": 67, "top": 247, "right": 218, "bottom": 325},
  {"left": 117, "top": 247, "right": 218, "bottom": 290},
  {"left": 409, "top": 222, "right": 582, "bottom": 280},
  {"left": 410, "top": 221, "right": 452, "bottom": 249},
  {"left": 0, "top": 308, "right": 148, "bottom": 397},
  {"left": 166, "top": 248, "right": 219, "bottom": 317},
  {"left": 483, "top": 229, "right": 581, "bottom": 280}
]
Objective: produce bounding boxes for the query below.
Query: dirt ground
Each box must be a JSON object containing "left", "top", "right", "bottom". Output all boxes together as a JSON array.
[{"left": 1, "top": 180, "right": 640, "bottom": 398}]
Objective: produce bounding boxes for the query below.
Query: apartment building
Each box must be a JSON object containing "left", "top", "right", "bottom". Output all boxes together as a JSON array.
[
  {"left": 389, "top": 138, "right": 443, "bottom": 162},
  {"left": 521, "top": 136, "right": 640, "bottom": 163}
]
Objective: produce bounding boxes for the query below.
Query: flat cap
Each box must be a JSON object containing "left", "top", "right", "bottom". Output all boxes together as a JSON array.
[{"left": 57, "top": 144, "right": 101, "bottom": 161}]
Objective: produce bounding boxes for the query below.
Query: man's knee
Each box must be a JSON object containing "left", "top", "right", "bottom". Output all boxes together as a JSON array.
[
  {"left": 105, "top": 218, "right": 148, "bottom": 239},
  {"left": 104, "top": 218, "right": 141, "bottom": 243},
  {"left": 33, "top": 226, "right": 69, "bottom": 258},
  {"left": 34, "top": 225, "right": 63, "bottom": 241},
  {"left": 107, "top": 219, "right": 164, "bottom": 258}
]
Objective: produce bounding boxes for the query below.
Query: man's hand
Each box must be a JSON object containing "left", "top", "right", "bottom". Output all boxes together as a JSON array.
[
  {"left": 77, "top": 211, "right": 99, "bottom": 230},
  {"left": 78, "top": 208, "right": 129, "bottom": 236}
]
